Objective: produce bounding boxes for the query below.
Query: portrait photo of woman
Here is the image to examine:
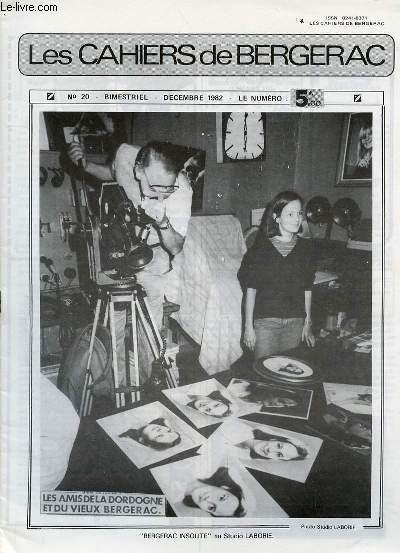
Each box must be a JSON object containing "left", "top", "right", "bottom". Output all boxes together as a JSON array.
[
  {"left": 199, "top": 419, "right": 323, "bottom": 483},
  {"left": 236, "top": 427, "right": 309, "bottom": 462},
  {"left": 118, "top": 418, "right": 181, "bottom": 451},
  {"left": 227, "top": 378, "right": 313, "bottom": 419},
  {"left": 341, "top": 113, "right": 373, "bottom": 181},
  {"left": 97, "top": 401, "right": 205, "bottom": 469},
  {"left": 163, "top": 378, "right": 247, "bottom": 428},
  {"left": 182, "top": 466, "right": 246, "bottom": 517},
  {"left": 151, "top": 455, "right": 288, "bottom": 518},
  {"left": 186, "top": 390, "right": 234, "bottom": 419}
]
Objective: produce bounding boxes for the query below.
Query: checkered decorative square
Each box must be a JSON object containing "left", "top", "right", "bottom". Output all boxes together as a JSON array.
[{"left": 291, "top": 89, "right": 324, "bottom": 108}]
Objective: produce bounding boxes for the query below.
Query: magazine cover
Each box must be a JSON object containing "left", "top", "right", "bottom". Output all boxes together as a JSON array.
[{"left": 1, "top": 1, "right": 399, "bottom": 553}]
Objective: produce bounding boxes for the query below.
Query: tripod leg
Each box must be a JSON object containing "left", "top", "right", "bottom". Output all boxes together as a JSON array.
[
  {"left": 130, "top": 299, "right": 140, "bottom": 403},
  {"left": 142, "top": 297, "right": 177, "bottom": 387},
  {"left": 103, "top": 301, "right": 109, "bottom": 327},
  {"left": 79, "top": 298, "right": 101, "bottom": 417},
  {"left": 87, "top": 391, "right": 93, "bottom": 416},
  {"left": 109, "top": 299, "right": 123, "bottom": 409},
  {"left": 136, "top": 297, "right": 177, "bottom": 388},
  {"left": 135, "top": 298, "right": 159, "bottom": 359},
  {"left": 141, "top": 296, "right": 164, "bottom": 347}
]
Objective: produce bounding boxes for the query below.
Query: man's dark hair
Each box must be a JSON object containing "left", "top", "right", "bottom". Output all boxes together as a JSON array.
[{"left": 135, "top": 141, "right": 183, "bottom": 176}]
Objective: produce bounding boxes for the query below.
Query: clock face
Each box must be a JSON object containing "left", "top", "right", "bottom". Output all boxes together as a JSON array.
[{"left": 224, "top": 112, "right": 265, "bottom": 161}]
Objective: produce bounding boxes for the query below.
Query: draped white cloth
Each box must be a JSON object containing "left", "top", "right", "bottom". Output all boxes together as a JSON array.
[{"left": 167, "top": 215, "right": 246, "bottom": 374}]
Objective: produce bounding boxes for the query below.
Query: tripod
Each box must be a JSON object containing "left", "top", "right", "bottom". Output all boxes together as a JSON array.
[{"left": 79, "top": 277, "right": 177, "bottom": 417}]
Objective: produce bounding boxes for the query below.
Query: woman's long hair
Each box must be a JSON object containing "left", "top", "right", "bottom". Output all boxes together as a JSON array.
[
  {"left": 182, "top": 466, "right": 246, "bottom": 517},
  {"left": 260, "top": 190, "right": 304, "bottom": 238},
  {"left": 118, "top": 417, "right": 181, "bottom": 451},
  {"left": 240, "top": 381, "right": 298, "bottom": 408}
]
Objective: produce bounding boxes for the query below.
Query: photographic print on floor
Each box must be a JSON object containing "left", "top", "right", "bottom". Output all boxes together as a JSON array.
[
  {"left": 227, "top": 378, "right": 314, "bottom": 419},
  {"left": 323, "top": 383, "right": 372, "bottom": 415},
  {"left": 198, "top": 419, "right": 323, "bottom": 483},
  {"left": 97, "top": 402, "right": 206, "bottom": 469},
  {"left": 151, "top": 455, "right": 288, "bottom": 518},
  {"left": 162, "top": 378, "right": 252, "bottom": 428}
]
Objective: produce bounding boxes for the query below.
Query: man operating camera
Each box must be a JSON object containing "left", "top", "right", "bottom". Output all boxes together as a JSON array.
[{"left": 68, "top": 140, "right": 193, "bottom": 385}]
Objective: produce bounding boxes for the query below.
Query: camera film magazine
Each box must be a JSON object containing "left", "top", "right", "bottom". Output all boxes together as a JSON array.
[{"left": 1, "top": 1, "right": 400, "bottom": 552}]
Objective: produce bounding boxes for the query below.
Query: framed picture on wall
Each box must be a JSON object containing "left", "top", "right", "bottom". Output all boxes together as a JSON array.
[{"left": 336, "top": 113, "right": 372, "bottom": 187}]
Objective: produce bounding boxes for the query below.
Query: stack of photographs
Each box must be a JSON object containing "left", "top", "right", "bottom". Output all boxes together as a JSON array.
[
  {"left": 95, "top": 377, "right": 375, "bottom": 518},
  {"left": 96, "top": 378, "right": 325, "bottom": 517}
]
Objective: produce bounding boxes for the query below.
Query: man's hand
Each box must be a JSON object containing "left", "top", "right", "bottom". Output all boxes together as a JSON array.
[
  {"left": 65, "top": 142, "right": 113, "bottom": 182},
  {"left": 302, "top": 319, "right": 316, "bottom": 348},
  {"left": 67, "top": 143, "right": 87, "bottom": 168},
  {"left": 243, "top": 325, "right": 256, "bottom": 351},
  {"left": 140, "top": 198, "right": 168, "bottom": 227},
  {"left": 140, "top": 198, "right": 184, "bottom": 256}
]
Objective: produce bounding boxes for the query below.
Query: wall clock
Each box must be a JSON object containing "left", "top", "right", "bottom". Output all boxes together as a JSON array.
[{"left": 216, "top": 112, "right": 266, "bottom": 162}]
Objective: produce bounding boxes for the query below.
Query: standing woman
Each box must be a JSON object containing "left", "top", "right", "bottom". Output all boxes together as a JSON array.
[{"left": 238, "top": 191, "right": 316, "bottom": 361}]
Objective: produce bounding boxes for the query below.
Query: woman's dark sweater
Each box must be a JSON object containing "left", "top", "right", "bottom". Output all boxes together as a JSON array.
[{"left": 238, "top": 233, "right": 316, "bottom": 319}]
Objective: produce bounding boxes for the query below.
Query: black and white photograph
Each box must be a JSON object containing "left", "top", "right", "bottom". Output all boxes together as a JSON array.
[
  {"left": 96, "top": 402, "right": 205, "bottom": 469},
  {"left": 150, "top": 456, "right": 288, "bottom": 518},
  {"left": 198, "top": 419, "right": 323, "bottom": 483},
  {"left": 227, "top": 378, "right": 313, "bottom": 419},
  {"left": 162, "top": 378, "right": 250, "bottom": 427},
  {"left": 36, "top": 109, "right": 376, "bottom": 521},
  {"left": 254, "top": 355, "right": 320, "bottom": 385},
  {"left": 323, "top": 383, "right": 372, "bottom": 416},
  {"left": 337, "top": 113, "right": 373, "bottom": 186},
  {"left": 308, "top": 404, "right": 372, "bottom": 457}
]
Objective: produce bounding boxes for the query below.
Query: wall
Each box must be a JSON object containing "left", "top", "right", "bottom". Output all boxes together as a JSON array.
[
  {"left": 294, "top": 113, "right": 372, "bottom": 219},
  {"left": 229, "top": 113, "right": 300, "bottom": 229},
  {"left": 131, "top": 112, "right": 301, "bottom": 230}
]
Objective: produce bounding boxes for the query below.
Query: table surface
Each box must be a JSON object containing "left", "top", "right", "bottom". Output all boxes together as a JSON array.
[{"left": 59, "top": 340, "right": 373, "bottom": 519}]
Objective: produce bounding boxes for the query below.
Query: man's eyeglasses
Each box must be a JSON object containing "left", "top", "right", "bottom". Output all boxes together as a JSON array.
[
  {"left": 139, "top": 166, "right": 179, "bottom": 194},
  {"left": 148, "top": 184, "right": 179, "bottom": 193}
]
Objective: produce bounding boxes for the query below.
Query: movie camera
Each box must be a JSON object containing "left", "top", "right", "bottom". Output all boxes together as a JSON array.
[{"left": 82, "top": 182, "right": 159, "bottom": 287}]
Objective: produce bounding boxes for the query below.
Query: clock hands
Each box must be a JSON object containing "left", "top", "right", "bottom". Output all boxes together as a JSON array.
[
  {"left": 224, "top": 112, "right": 264, "bottom": 160},
  {"left": 243, "top": 112, "right": 248, "bottom": 153}
]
